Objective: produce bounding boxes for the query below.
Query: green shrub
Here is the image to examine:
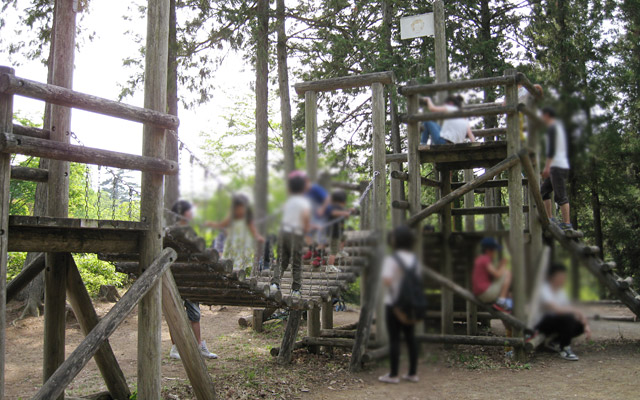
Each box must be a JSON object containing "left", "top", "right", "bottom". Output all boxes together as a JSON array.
[
  {"left": 73, "top": 254, "right": 128, "bottom": 296},
  {"left": 342, "top": 277, "right": 361, "bottom": 305},
  {"left": 7, "top": 252, "right": 27, "bottom": 282}
]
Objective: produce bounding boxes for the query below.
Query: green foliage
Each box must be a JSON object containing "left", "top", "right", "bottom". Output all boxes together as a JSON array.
[
  {"left": 7, "top": 252, "right": 27, "bottom": 282},
  {"left": 341, "top": 277, "right": 360, "bottom": 305},
  {"left": 73, "top": 254, "right": 127, "bottom": 296}
]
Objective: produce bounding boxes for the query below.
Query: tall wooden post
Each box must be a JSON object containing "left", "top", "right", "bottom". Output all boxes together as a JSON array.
[
  {"left": 139, "top": 0, "right": 170, "bottom": 397},
  {"left": 307, "top": 305, "right": 321, "bottom": 354},
  {"left": 433, "top": 0, "right": 448, "bottom": 104},
  {"left": 389, "top": 87, "right": 406, "bottom": 226},
  {"left": 164, "top": 0, "right": 179, "bottom": 212},
  {"left": 0, "top": 65, "right": 15, "bottom": 399},
  {"left": 277, "top": 0, "right": 295, "bottom": 176},
  {"left": 463, "top": 169, "right": 478, "bottom": 335},
  {"left": 44, "top": 2, "right": 76, "bottom": 397},
  {"left": 305, "top": 91, "right": 318, "bottom": 181},
  {"left": 371, "top": 82, "right": 388, "bottom": 346},
  {"left": 505, "top": 69, "right": 526, "bottom": 360},
  {"left": 441, "top": 169, "right": 454, "bottom": 336},
  {"left": 526, "top": 100, "right": 543, "bottom": 287}
]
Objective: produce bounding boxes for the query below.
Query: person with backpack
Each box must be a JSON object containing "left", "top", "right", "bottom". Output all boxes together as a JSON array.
[{"left": 379, "top": 226, "right": 426, "bottom": 384}]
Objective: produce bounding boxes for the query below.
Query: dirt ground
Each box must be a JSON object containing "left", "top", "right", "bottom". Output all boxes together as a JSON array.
[{"left": 5, "top": 300, "right": 640, "bottom": 399}]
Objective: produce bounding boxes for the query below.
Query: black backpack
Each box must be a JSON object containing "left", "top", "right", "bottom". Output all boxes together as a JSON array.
[{"left": 392, "top": 253, "right": 428, "bottom": 325}]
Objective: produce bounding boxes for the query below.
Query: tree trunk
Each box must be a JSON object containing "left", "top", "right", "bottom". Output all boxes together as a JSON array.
[
  {"left": 164, "top": 0, "right": 179, "bottom": 213},
  {"left": 19, "top": 3, "right": 57, "bottom": 318},
  {"left": 253, "top": 0, "right": 269, "bottom": 275},
  {"left": 276, "top": 0, "right": 294, "bottom": 177}
]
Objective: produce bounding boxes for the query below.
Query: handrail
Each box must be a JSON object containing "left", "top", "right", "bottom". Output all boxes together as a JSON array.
[
  {"left": 401, "top": 104, "right": 517, "bottom": 123},
  {"left": 294, "top": 72, "right": 395, "bottom": 96},
  {"left": 398, "top": 75, "right": 516, "bottom": 96},
  {"left": 0, "top": 72, "right": 179, "bottom": 130},
  {"left": 516, "top": 72, "right": 544, "bottom": 100}
]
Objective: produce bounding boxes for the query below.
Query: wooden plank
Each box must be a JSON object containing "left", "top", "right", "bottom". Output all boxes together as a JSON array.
[
  {"left": 417, "top": 334, "right": 523, "bottom": 347},
  {"left": 10, "top": 166, "right": 48, "bottom": 182},
  {"left": 66, "top": 257, "right": 131, "bottom": 400},
  {"left": 472, "top": 127, "right": 506, "bottom": 138},
  {"left": 505, "top": 69, "right": 526, "bottom": 361},
  {"left": 0, "top": 75, "right": 179, "bottom": 130},
  {"left": 161, "top": 271, "right": 216, "bottom": 399},
  {"left": 0, "top": 133, "right": 178, "bottom": 174},
  {"left": 12, "top": 123, "right": 51, "bottom": 140},
  {"left": 9, "top": 215, "right": 148, "bottom": 230},
  {"left": 277, "top": 309, "right": 303, "bottom": 364},
  {"left": 6, "top": 252, "right": 45, "bottom": 302},
  {"left": 398, "top": 75, "right": 516, "bottom": 96},
  {"left": 137, "top": 0, "right": 170, "bottom": 397},
  {"left": 305, "top": 91, "right": 318, "bottom": 181},
  {"left": 8, "top": 226, "right": 142, "bottom": 253},
  {"left": 294, "top": 72, "right": 395, "bottom": 96},
  {"left": 0, "top": 65, "right": 15, "bottom": 399},
  {"left": 403, "top": 105, "right": 517, "bottom": 123},
  {"left": 32, "top": 248, "right": 176, "bottom": 400},
  {"left": 407, "top": 152, "right": 522, "bottom": 226},
  {"left": 451, "top": 206, "right": 529, "bottom": 216}
]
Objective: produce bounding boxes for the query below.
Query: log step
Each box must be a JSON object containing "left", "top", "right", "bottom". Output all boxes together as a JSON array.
[{"left": 301, "top": 337, "right": 355, "bottom": 348}]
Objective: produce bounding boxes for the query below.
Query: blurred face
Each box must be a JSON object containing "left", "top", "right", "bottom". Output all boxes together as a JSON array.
[
  {"left": 233, "top": 205, "right": 246, "bottom": 219},
  {"left": 181, "top": 209, "right": 193, "bottom": 224},
  {"left": 549, "top": 271, "right": 567, "bottom": 290},
  {"left": 305, "top": 178, "right": 312, "bottom": 192},
  {"left": 542, "top": 113, "right": 553, "bottom": 126}
]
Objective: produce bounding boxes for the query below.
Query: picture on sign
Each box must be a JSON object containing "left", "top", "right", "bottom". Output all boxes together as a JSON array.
[{"left": 400, "top": 12, "right": 435, "bottom": 40}]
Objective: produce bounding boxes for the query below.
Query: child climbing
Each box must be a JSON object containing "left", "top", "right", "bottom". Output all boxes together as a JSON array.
[
  {"left": 206, "top": 194, "right": 265, "bottom": 271},
  {"left": 472, "top": 237, "right": 513, "bottom": 312},
  {"left": 379, "top": 225, "right": 424, "bottom": 384},
  {"left": 539, "top": 107, "right": 572, "bottom": 231},
  {"left": 301, "top": 173, "right": 331, "bottom": 267},
  {"left": 533, "top": 263, "right": 590, "bottom": 361},
  {"left": 168, "top": 200, "right": 218, "bottom": 360},
  {"left": 270, "top": 172, "right": 312, "bottom": 298},
  {"left": 324, "top": 189, "right": 353, "bottom": 273},
  {"left": 419, "top": 95, "right": 476, "bottom": 145}
]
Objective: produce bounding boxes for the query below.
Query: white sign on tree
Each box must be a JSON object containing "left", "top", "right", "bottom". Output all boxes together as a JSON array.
[{"left": 400, "top": 13, "right": 435, "bottom": 40}]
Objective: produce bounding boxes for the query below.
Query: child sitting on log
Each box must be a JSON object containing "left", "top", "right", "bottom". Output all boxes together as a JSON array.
[
  {"left": 205, "top": 194, "right": 265, "bottom": 272},
  {"left": 533, "top": 263, "right": 591, "bottom": 361},
  {"left": 472, "top": 237, "right": 513, "bottom": 312},
  {"left": 270, "top": 172, "right": 312, "bottom": 298},
  {"left": 169, "top": 200, "right": 218, "bottom": 360},
  {"left": 324, "top": 189, "right": 353, "bottom": 273}
]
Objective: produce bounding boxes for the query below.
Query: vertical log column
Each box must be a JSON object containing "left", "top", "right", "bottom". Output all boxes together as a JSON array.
[
  {"left": 526, "top": 101, "right": 544, "bottom": 288},
  {"left": 305, "top": 91, "right": 318, "bottom": 181},
  {"left": 138, "top": 0, "right": 170, "bottom": 397},
  {"left": 0, "top": 65, "right": 15, "bottom": 399},
  {"left": 441, "top": 169, "right": 454, "bottom": 336},
  {"left": 434, "top": 0, "right": 447, "bottom": 105},
  {"left": 389, "top": 87, "right": 406, "bottom": 226},
  {"left": 371, "top": 82, "right": 388, "bottom": 346},
  {"left": 307, "top": 305, "right": 321, "bottom": 354},
  {"left": 44, "top": 3, "right": 76, "bottom": 398},
  {"left": 463, "top": 169, "right": 478, "bottom": 335},
  {"left": 505, "top": 70, "right": 526, "bottom": 360}
]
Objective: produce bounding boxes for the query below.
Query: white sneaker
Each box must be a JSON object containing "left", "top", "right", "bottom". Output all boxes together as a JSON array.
[
  {"left": 559, "top": 346, "right": 579, "bottom": 361},
  {"left": 291, "top": 290, "right": 302, "bottom": 299},
  {"left": 270, "top": 283, "right": 280, "bottom": 293},
  {"left": 402, "top": 374, "right": 419, "bottom": 383},
  {"left": 199, "top": 341, "right": 218, "bottom": 359},
  {"left": 169, "top": 344, "right": 181, "bottom": 360},
  {"left": 325, "top": 265, "right": 340, "bottom": 273},
  {"left": 378, "top": 373, "right": 400, "bottom": 384}
]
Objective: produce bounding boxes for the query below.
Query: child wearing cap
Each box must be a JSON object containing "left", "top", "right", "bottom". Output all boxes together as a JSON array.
[{"left": 472, "top": 237, "right": 512, "bottom": 311}]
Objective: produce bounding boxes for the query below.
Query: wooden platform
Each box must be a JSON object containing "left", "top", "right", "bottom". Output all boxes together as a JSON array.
[
  {"left": 386, "top": 141, "right": 508, "bottom": 169},
  {"left": 8, "top": 216, "right": 149, "bottom": 253}
]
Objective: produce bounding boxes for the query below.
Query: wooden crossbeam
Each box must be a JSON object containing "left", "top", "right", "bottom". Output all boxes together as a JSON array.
[{"left": 294, "top": 72, "right": 395, "bottom": 96}]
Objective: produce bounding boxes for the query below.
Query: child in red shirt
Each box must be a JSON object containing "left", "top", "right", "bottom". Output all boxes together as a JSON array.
[{"left": 472, "top": 237, "right": 512, "bottom": 311}]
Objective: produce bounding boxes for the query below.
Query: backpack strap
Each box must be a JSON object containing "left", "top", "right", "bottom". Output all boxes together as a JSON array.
[{"left": 392, "top": 252, "right": 419, "bottom": 273}]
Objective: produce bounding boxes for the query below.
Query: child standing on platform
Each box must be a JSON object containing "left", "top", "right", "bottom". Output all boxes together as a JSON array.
[
  {"left": 270, "top": 172, "right": 312, "bottom": 298},
  {"left": 324, "top": 189, "right": 353, "bottom": 273}
]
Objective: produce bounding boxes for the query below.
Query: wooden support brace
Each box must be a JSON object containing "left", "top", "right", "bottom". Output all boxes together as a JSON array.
[
  {"left": 66, "top": 256, "right": 131, "bottom": 400},
  {"left": 6, "top": 252, "right": 45, "bottom": 302},
  {"left": 407, "top": 151, "right": 524, "bottom": 226},
  {"left": 32, "top": 248, "right": 176, "bottom": 400},
  {"left": 10, "top": 166, "right": 48, "bottom": 182},
  {"left": 277, "top": 309, "right": 303, "bottom": 364},
  {"left": 161, "top": 271, "right": 217, "bottom": 400}
]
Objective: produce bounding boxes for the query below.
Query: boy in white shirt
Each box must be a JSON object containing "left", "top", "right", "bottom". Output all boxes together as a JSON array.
[
  {"left": 270, "top": 172, "right": 312, "bottom": 298},
  {"left": 535, "top": 263, "right": 590, "bottom": 361}
]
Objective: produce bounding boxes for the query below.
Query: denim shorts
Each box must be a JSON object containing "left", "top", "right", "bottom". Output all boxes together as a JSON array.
[{"left": 184, "top": 300, "right": 201, "bottom": 322}]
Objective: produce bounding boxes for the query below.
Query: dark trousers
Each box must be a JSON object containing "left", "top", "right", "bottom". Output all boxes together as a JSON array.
[
  {"left": 386, "top": 305, "right": 418, "bottom": 377},
  {"left": 271, "top": 231, "right": 303, "bottom": 291},
  {"left": 536, "top": 314, "right": 584, "bottom": 348}
]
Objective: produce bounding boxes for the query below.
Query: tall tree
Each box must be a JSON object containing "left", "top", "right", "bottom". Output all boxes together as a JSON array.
[{"left": 276, "top": 0, "right": 295, "bottom": 176}]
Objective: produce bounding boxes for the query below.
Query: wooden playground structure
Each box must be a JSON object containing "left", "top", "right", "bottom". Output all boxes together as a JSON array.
[{"left": 1, "top": 1, "right": 640, "bottom": 399}]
